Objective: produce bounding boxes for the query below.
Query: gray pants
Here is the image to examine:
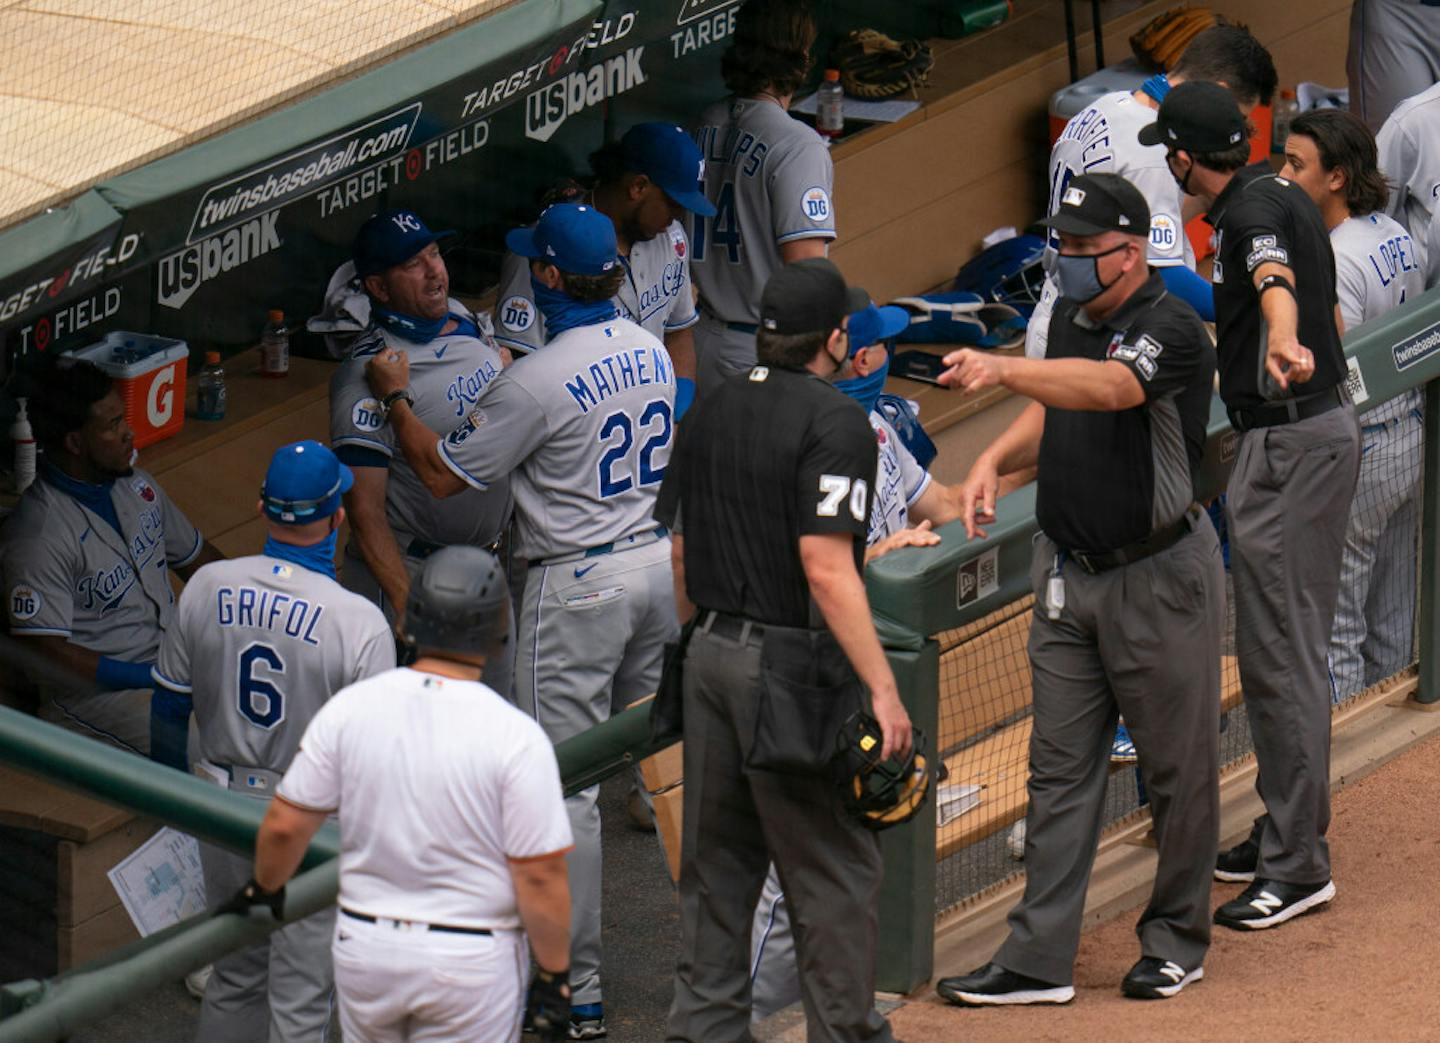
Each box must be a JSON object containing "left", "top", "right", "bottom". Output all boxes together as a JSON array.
[
  {"left": 666, "top": 623, "right": 892, "bottom": 1043},
  {"left": 38, "top": 685, "right": 151, "bottom": 756},
  {"left": 197, "top": 840, "right": 336, "bottom": 1043},
  {"left": 749, "top": 864, "right": 799, "bottom": 1021},
  {"left": 1227, "top": 405, "right": 1361, "bottom": 885},
  {"left": 693, "top": 314, "right": 757, "bottom": 401},
  {"left": 515, "top": 537, "right": 677, "bottom": 1008},
  {"left": 996, "top": 519, "right": 1224, "bottom": 985},
  {"left": 1329, "top": 401, "right": 1421, "bottom": 701},
  {"left": 1348, "top": 0, "right": 1440, "bottom": 132},
  {"left": 342, "top": 540, "right": 515, "bottom": 700}
]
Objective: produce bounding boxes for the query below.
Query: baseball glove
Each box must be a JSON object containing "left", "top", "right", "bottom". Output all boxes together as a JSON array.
[
  {"left": 831, "top": 29, "right": 934, "bottom": 99},
  {"left": 1130, "top": 6, "right": 1225, "bottom": 72}
]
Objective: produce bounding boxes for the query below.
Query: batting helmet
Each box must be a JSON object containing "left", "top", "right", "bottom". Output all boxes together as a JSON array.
[
  {"left": 402, "top": 546, "right": 510, "bottom": 662},
  {"left": 831, "top": 712, "right": 939, "bottom": 831}
]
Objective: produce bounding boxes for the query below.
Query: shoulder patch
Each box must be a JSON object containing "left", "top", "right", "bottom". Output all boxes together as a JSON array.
[
  {"left": 9, "top": 584, "right": 41, "bottom": 622},
  {"left": 670, "top": 226, "right": 687, "bottom": 259},
  {"left": 801, "top": 186, "right": 831, "bottom": 223},
  {"left": 749, "top": 366, "right": 770, "bottom": 381},
  {"left": 498, "top": 294, "right": 535, "bottom": 333},
  {"left": 1148, "top": 213, "right": 1178, "bottom": 252},
  {"left": 130, "top": 477, "right": 157, "bottom": 503},
  {"left": 1246, "top": 245, "right": 1290, "bottom": 271},
  {"left": 446, "top": 408, "right": 487, "bottom": 447},
  {"left": 351, "top": 398, "right": 385, "bottom": 432},
  {"left": 1135, "top": 355, "right": 1158, "bottom": 380}
]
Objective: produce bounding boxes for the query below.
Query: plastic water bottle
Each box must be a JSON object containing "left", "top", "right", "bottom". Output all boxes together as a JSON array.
[
  {"left": 260, "top": 309, "right": 289, "bottom": 378},
  {"left": 195, "top": 351, "right": 228, "bottom": 420},
  {"left": 1271, "top": 88, "right": 1299, "bottom": 155},
  {"left": 11, "top": 396, "right": 36, "bottom": 494},
  {"left": 817, "top": 69, "right": 845, "bottom": 139}
]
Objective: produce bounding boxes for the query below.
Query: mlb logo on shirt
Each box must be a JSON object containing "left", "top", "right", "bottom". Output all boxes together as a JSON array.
[{"left": 131, "top": 477, "right": 157, "bottom": 503}]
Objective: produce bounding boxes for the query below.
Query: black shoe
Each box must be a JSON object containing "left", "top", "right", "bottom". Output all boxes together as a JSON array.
[
  {"left": 1121, "top": 956, "right": 1204, "bottom": 999},
  {"left": 936, "top": 962, "right": 1074, "bottom": 1006},
  {"left": 1214, "top": 878, "right": 1336, "bottom": 930},
  {"left": 1214, "top": 836, "right": 1259, "bottom": 883}
]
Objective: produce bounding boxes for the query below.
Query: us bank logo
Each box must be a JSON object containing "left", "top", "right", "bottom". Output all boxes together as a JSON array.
[{"left": 525, "top": 46, "right": 646, "bottom": 143}]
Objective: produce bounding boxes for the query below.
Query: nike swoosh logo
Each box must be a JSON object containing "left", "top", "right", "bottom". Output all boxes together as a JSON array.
[
  {"left": 434, "top": 344, "right": 449, "bottom": 359},
  {"left": 574, "top": 563, "right": 599, "bottom": 579}
]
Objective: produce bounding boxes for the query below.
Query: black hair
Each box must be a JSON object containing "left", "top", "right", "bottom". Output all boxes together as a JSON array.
[
  {"left": 558, "top": 267, "right": 626, "bottom": 303},
  {"left": 1288, "top": 108, "right": 1389, "bottom": 215},
  {"left": 1187, "top": 122, "right": 1255, "bottom": 174},
  {"left": 587, "top": 142, "right": 641, "bottom": 190},
  {"left": 756, "top": 327, "right": 830, "bottom": 369},
  {"left": 1173, "top": 24, "right": 1279, "bottom": 107},
  {"left": 721, "top": 0, "right": 817, "bottom": 98},
  {"left": 20, "top": 356, "right": 114, "bottom": 450}
]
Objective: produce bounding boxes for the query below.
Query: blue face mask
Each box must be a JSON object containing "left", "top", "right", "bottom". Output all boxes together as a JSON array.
[
  {"left": 1140, "top": 73, "right": 1171, "bottom": 104},
  {"left": 833, "top": 352, "right": 891, "bottom": 415},
  {"left": 1054, "top": 244, "right": 1127, "bottom": 304},
  {"left": 530, "top": 275, "right": 618, "bottom": 341},
  {"left": 263, "top": 529, "right": 338, "bottom": 581},
  {"left": 374, "top": 305, "right": 449, "bottom": 344}
]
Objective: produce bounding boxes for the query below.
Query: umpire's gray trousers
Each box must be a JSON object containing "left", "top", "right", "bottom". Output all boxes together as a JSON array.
[
  {"left": 666, "top": 622, "right": 892, "bottom": 1043},
  {"left": 996, "top": 516, "right": 1223, "bottom": 985},
  {"left": 1227, "top": 405, "right": 1360, "bottom": 885}
]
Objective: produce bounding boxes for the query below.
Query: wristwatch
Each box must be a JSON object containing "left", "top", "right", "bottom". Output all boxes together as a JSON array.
[{"left": 381, "top": 388, "right": 415, "bottom": 416}]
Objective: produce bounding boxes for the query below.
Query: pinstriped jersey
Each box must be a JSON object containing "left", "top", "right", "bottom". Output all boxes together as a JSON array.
[
  {"left": 154, "top": 555, "right": 394, "bottom": 773},
  {"left": 690, "top": 97, "right": 836, "bottom": 324},
  {"left": 492, "top": 220, "right": 698, "bottom": 354},
  {"left": 437, "top": 317, "right": 675, "bottom": 560},
  {"left": 2, "top": 467, "right": 201, "bottom": 660},
  {"left": 329, "top": 308, "right": 512, "bottom": 546}
]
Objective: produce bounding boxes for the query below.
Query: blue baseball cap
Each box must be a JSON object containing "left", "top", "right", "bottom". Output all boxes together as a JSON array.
[
  {"left": 353, "top": 209, "right": 457, "bottom": 277},
  {"left": 848, "top": 303, "right": 910, "bottom": 356},
  {"left": 261, "top": 441, "right": 353, "bottom": 524},
  {"left": 620, "top": 122, "right": 717, "bottom": 217},
  {"left": 506, "top": 203, "right": 619, "bottom": 276}
]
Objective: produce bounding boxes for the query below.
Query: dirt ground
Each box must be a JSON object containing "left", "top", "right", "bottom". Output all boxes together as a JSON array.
[{"left": 890, "top": 729, "right": 1440, "bottom": 1042}]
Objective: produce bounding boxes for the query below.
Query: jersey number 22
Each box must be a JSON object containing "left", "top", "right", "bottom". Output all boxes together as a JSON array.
[{"left": 598, "top": 398, "right": 672, "bottom": 498}]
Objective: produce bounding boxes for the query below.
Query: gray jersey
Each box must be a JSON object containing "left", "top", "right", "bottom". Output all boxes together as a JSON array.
[
  {"left": 493, "top": 220, "right": 698, "bottom": 354},
  {"left": 330, "top": 307, "right": 513, "bottom": 547},
  {"left": 154, "top": 555, "right": 394, "bottom": 773},
  {"left": 1377, "top": 80, "right": 1440, "bottom": 288},
  {"left": 690, "top": 97, "right": 836, "bottom": 324},
  {"left": 437, "top": 316, "right": 675, "bottom": 561},
  {"left": 3, "top": 467, "right": 201, "bottom": 660}
]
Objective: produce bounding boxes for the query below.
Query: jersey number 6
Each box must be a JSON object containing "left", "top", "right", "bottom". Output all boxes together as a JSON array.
[
  {"left": 597, "top": 398, "right": 673, "bottom": 498},
  {"left": 238, "top": 642, "right": 286, "bottom": 729}
]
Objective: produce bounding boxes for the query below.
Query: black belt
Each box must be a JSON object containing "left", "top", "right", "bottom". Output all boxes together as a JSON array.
[
  {"left": 1227, "top": 385, "right": 1346, "bottom": 433},
  {"left": 406, "top": 536, "right": 501, "bottom": 560},
  {"left": 341, "top": 907, "right": 492, "bottom": 936},
  {"left": 1066, "top": 504, "right": 1200, "bottom": 575}
]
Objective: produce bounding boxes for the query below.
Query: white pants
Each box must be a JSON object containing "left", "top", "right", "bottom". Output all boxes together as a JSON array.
[{"left": 332, "top": 915, "right": 527, "bottom": 1043}]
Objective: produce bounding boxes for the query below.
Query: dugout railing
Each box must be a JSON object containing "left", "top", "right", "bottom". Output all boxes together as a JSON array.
[{"left": 2, "top": 287, "right": 1440, "bottom": 1037}]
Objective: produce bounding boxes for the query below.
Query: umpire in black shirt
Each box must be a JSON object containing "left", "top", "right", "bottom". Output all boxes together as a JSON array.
[
  {"left": 1142, "top": 82, "right": 1360, "bottom": 931},
  {"left": 656, "top": 258, "right": 911, "bottom": 1042},
  {"left": 933, "top": 173, "right": 1224, "bottom": 1005}
]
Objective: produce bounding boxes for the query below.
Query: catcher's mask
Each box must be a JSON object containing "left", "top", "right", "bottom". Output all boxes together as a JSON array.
[
  {"left": 831, "top": 712, "right": 939, "bottom": 831},
  {"left": 951, "top": 234, "right": 1048, "bottom": 315}
]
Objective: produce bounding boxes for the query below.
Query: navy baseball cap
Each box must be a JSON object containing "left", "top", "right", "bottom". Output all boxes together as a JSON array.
[
  {"left": 353, "top": 209, "right": 456, "bottom": 278},
  {"left": 261, "top": 441, "right": 353, "bottom": 524},
  {"left": 847, "top": 303, "right": 909, "bottom": 356},
  {"left": 1138, "top": 81, "right": 1248, "bottom": 152},
  {"left": 506, "top": 203, "right": 619, "bottom": 276},
  {"left": 760, "top": 258, "right": 870, "bottom": 336},
  {"left": 620, "top": 122, "right": 717, "bottom": 217}
]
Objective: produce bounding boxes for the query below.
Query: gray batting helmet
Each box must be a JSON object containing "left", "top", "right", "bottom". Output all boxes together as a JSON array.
[{"left": 403, "top": 546, "right": 510, "bottom": 660}]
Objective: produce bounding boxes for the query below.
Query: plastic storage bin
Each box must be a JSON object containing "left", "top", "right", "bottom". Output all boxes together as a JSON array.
[{"left": 62, "top": 332, "right": 189, "bottom": 449}]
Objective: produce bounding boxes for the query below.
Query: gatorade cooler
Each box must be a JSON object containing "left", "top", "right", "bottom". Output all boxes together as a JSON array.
[
  {"left": 1048, "top": 58, "right": 1272, "bottom": 262},
  {"left": 63, "top": 333, "right": 189, "bottom": 449}
]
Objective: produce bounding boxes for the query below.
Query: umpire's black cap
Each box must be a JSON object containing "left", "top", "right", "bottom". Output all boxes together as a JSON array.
[
  {"left": 760, "top": 258, "right": 870, "bottom": 336},
  {"left": 1039, "top": 173, "right": 1151, "bottom": 238},
  {"left": 1138, "top": 80, "right": 1248, "bottom": 153}
]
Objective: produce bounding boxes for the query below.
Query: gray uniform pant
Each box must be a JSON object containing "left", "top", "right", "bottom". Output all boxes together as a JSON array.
[
  {"left": 748, "top": 864, "right": 799, "bottom": 1021},
  {"left": 38, "top": 685, "right": 151, "bottom": 756},
  {"left": 996, "top": 519, "right": 1223, "bottom": 985},
  {"left": 1227, "top": 405, "right": 1360, "bottom": 885},
  {"left": 342, "top": 540, "right": 515, "bottom": 699},
  {"left": 666, "top": 623, "right": 892, "bottom": 1043},
  {"left": 1328, "top": 402, "right": 1421, "bottom": 701},
  {"left": 515, "top": 536, "right": 677, "bottom": 1008},
  {"left": 693, "top": 314, "right": 757, "bottom": 401},
  {"left": 1348, "top": 0, "right": 1440, "bottom": 132},
  {"left": 197, "top": 841, "right": 336, "bottom": 1043}
]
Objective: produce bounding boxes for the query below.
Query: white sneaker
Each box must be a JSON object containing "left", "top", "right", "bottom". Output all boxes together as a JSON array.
[
  {"left": 1007, "top": 819, "right": 1026, "bottom": 861},
  {"left": 185, "top": 965, "right": 212, "bottom": 1000}
]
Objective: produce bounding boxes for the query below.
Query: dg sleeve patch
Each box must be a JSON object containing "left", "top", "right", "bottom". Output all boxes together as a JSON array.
[
  {"left": 801, "top": 186, "right": 831, "bottom": 223},
  {"left": 9, "top": 584, "right": 42, "bottom": 622}
]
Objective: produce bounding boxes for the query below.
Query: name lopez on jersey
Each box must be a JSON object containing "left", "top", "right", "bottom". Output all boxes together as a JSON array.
[
  {"left": 216, "top": 583, "right": 324, "bottom": 646},
  {"left": 565, "top": 343, "right": 673, "bottom": 414}
]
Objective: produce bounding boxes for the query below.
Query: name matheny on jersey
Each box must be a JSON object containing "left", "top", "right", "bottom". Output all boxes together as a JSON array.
[{"left": 564, "top": 345, "right": 673, "bottom": 414}]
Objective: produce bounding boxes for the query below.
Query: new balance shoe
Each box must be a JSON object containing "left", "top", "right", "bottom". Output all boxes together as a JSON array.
[
  {"left": 1214, "top": 878, "right": 1335, "bottom": 930},
  {"left": 569, "top": 1003, "right": 606, "bottom": 1039},
  {"left": 936, "top": 962, "right": 1074, "bottom": 1006},
  {"left": 1214, "top": 836, "right": 1259, "bottom": 883},
  {"left": 1110, "top": 721, "right": 1138, "bottom": 764},
  {"left": 183, "top": 964, "right": 212, "bottom": 1001},
  {"left": 1121, "top": 956, "right": 1203, "bottom": 999}
]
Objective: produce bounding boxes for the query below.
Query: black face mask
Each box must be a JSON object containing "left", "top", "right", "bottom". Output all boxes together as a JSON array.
[{"left": 1169, "top": 151, "right": 1195, "bottom": 195}]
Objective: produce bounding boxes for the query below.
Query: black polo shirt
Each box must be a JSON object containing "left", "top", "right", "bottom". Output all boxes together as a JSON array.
[
  {"left": 1206, "top": 162, "right": 1344, "bottom": 410},
  {"left": 1037, "top": 271, "right": 1216, "bottom": 553},
  {"left": 654, "top": 366, "right": 875, "bottom": 627}
]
